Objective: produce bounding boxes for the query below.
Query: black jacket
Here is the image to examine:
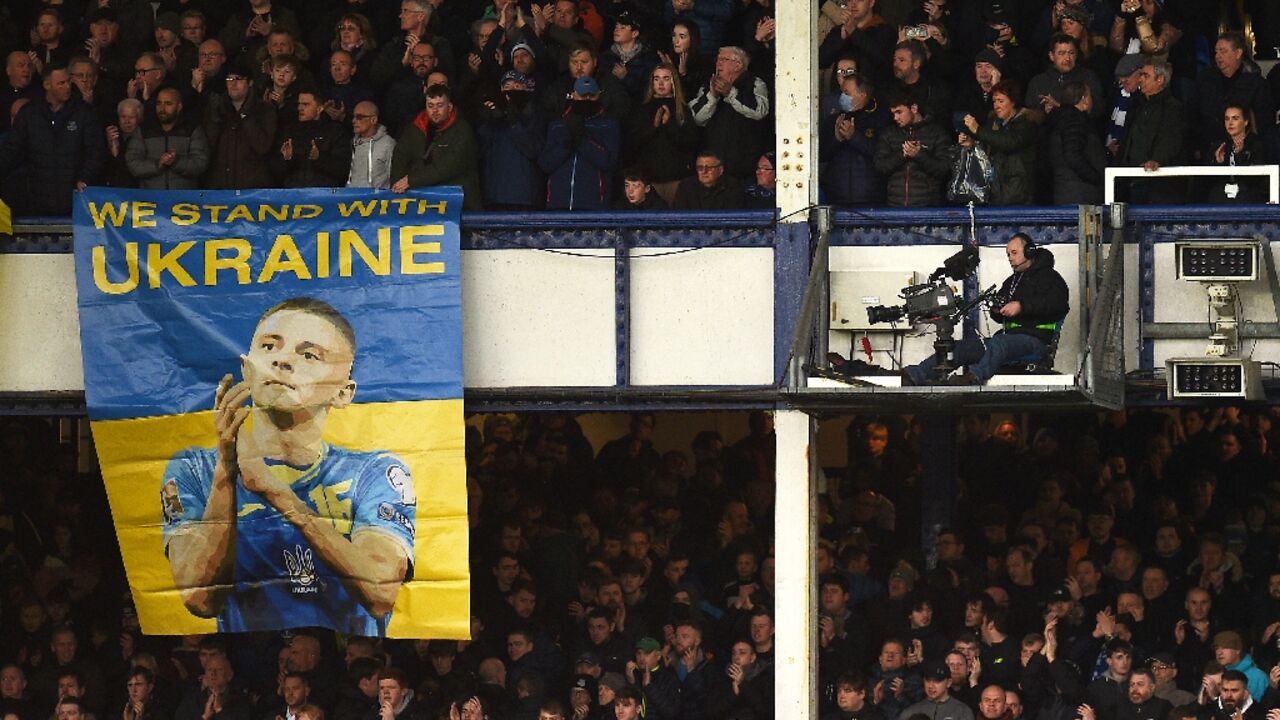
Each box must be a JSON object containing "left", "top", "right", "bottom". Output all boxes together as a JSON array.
[
  {"left": 0, "top": 96, "right": 104, "bottom": 215},
  {"left": 269, "top": 117, "right": 352, "bottom": 187},
  {"left": 1047, "top": 104, "right": 1105, "bottom": 205},
  {"left": 992, "top": 247, "right": 1069, "bottom": 345},
  {"left": 874, "top": 120, "right": 955, "bottom": 207},
  {"left": 673, "top": 175, "right": 744, "bottom": 210}
]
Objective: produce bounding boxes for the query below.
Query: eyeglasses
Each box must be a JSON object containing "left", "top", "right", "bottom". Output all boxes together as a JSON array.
[
  {"left": 836, "top": 68, "right": 857, "bottom": 76},
  {"left": 225, "top": 75, "right": 248, "bottom": 82},
  {"left": 336, "top": 24, "right": 359, "bottom": 31},
  {"left": 756, "top": 165, "right": 773, "bottom": 173},
  {"left": 695, "top": 163, "right": 722, "bottom": 172},
  {"left": 133, "top": 67, "right": 159, "bottom": 75}
]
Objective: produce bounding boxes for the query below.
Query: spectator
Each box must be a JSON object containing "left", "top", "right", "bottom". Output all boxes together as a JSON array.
[
  {"left": 614, "top": 168, "right": 668, "bottom": 210},
  {"left": 689, "top": 46, "right": 770, "bottom": 179},
  {"left": 190, "top": 40, "right": 229, "bottom": 113},
  {"left": 890, "top": 40, "right": 951, "bottom": 126},
  {"left": 346, "top": 101, "right": 396, "bottom": 189},
  {"left": 1197, "top": 33, "right": 1274, "bottom": 160},
  {"left": 673, "top": 151, "right": 743, "bottom": 209},
  {"left": 538, "top": 75, "right": 620, "bottom": 211},
  {"left": 1105, "top": 53, "right": 1144, "bottom": 161},
  {"left": 1108, "top": 0, "right": 1180, "bottom": 62},
  {"left": 541, "top": 45, "right": 632, "bottom": 121},
  {"left": 1210, "top": 631, "right": 1267, "bottom": 701},
  {"left": 68, "top": 56, "right": 115, "bottom": 128},
  {"left": 219, "top": 0, "right": 302, "bottom": 72},
  {"left": 372, "top": 1, "right": 455, "bottom": 94},
  {"left": 625, "top": 63, "right": 698, "bottom": 204},
  {"left": 1117, "top": 59, "right": 1185, "bottom": 204},
  {"left": 270, "top": 89, "right": 351, "bottom": 187},
  {"left": 153, "top": 13, "right": 198, "bottom": 92},
  {"left": 600, "top": 13, "right": 657, "bottom": 101},
  {"left": 743, "top": 152, "right": 776, "bottom": 209},
  {"left": 83, "top": 10, "right": 133, "bottom": 113},
  {"left": 960, "top": 79, "right": 1038, "bottom": 206},
  {"left": 0, "top": 65, "right": 104, "bottom": 216},
  {"left": 390, "top": 84, "right": 482, "bottom": 209},
  {"left": 1206, "top": 104, "right": 1268, "bottom": 203},
  {"left": 539, "top": 0, "right": 597, "bottom": 76},
  {"left": 817, "top": 0, "right": 896, "bottom": 86},
  {"left": 30, "top": 9, "right": 72, "bottom": 72},
  {"left": 203, "top": 71, "right": 278, "bottom": 189},
  {"left": 822, "top": 672, "right": 883, "bottom": 720},
  {"left": 103, "top": 98, "right": 143, "bottom": 187},
  {"left": 1024, "top": 34, "right": 1104, "bottom": 121},
  {"left": 180, "top": 10, "right": 208, "bottom": 47},
  {"left": 1, "top": 52, "right": 40, "bottom": 132},
  {"left": 661, "top": 20, "right": 710, "bottom": 101},
  {"left": 874, "top": 95, "right": 954, "bottom": 207},
  {"left": 128, "top": 52, "right": 170, "bottom": 108},
  {"left": 671, "top": 621, "right": 725, "bottom": 720},
  {"left": 664, "top": 0, "right": 733, "bottom": 57},
  {"left": 262, "top": 54, "right": 304, "bottom": 129},
  {"left": 1047, "top": 80, "right": 1105, "bottom": 205},
  {"left": 1054, "top": 5, "right": 1113, "bottom": 89},
  {"left": 372, "top": 668, "right": 428, "bottom": 720},
  {"left": 820, "top": 71, "right": 889, "bottom": 207},
  {"left": 125, "top": 86, "right": 209, "bottom": 189},
  {"left": 954, "top": 48, "right": 1004, "bottom": 123},
  {"left": 330, "top": 13, "right": 381, "bottom": 82},
  {"left": 476, "top": 69, "right": 546, "bottom": 209},
  {"left": 898, "top": 660, "right": 975, "bottom": 720},
  {"left": 383, "top": 40, "right": 437, "bottom": 138},
  {"left": 323, "top": 50, "right": 376, "bottom": 125}
]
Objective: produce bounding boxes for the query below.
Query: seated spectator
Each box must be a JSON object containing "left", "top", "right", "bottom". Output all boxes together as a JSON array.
[
  {"left": 125, "top": 86, "right": 209, "bottom": 189},
  {"left": 538, "top": 76, "right": 620, "bottom": 211},
  {"left": 1024, "top": 34, "right": 1104, "bottom": 121},
  {"left": 1207, "top": 103, "right": 1269, "bottom": 203},
  {"left": 390, "top": 84, "right": 482, "bottom": 209},
  {"left": 1117, "top": 59, "right": 1185, "bottom": 203},
  {"left": 370, "top": 668, "right": 428, "bottom": 720},
  {"left": 689, "top": 46, "right": 770, "bottom": 179},
  {"left": 960, "top": 80, "right": 1038, "bottom": 205},
  {"left": 323, "top": 50, "right": 376, "bottom": 125},
  {"left": 624, "top": 63, "right": 698, "bottom": 205},
  {"left": 820, "top": 71, "right": 889, "bottom": 207},
  {"left": 874, "top": 95, "right": 954, "bottom": 207},
  {"left": 673, "top": 151, "right": 743, "bottom": 210},
  {"left": 614, "top": 169, "right": 667, "bottom": 210},
  {"left": 0, "top": 65, "right": 104, "bottom": 216},
  {"left": 180, "top": 10, "right": 207, "bottom": 46},
  {"left": 476, "top": 70, "right": 545, "bottom": 210},
  {"left": 600, "top": 13, "right": 657, "bottom": 101},
  {"left": 1047, "top": 81, "right": 1105, "bottom": 205},
  {"left": 270, "top": 89, "right": 352, "bottom": 187},
  {"left": 743, "top": 152, "right": 776, "bottom": 209},
  {"left": 346, "top": 101, "right": 396, "bottom": 189},
  {"left": 203, "top": 71, "right": 278, "bottom": 189}
]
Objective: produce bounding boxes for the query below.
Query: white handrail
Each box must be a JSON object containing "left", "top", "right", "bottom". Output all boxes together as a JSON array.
[{"left": 1104, "top": 164, "right": 1280, "bottom": 205}]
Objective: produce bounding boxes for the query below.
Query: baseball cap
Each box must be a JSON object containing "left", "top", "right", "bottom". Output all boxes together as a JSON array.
[
  {"left": 571, "top": 674, "right": 597, "bottom": 696},
  {"left": 923, "top": 660, "right": 949, "bottom": 681},
  {"left": 501, "top": 70, "right": 530, "bottom": 86},
  {"left": 1147, "top": 651, "right": 1176, "bottom": 668},
  {"left": 88, "top": 8, "right": 118, "bottom": 23},
  {"left": 574, "top": 75, "right": 600, "bottom": 95},
  {"left": 155, "top": 12, "right": 181, "bottom": 34},
  {"left": 636, "top": 637, "right": 661, "bottom": 652},
  {"left": 575, "top": 651, "right": 601, "bottom": 666}
]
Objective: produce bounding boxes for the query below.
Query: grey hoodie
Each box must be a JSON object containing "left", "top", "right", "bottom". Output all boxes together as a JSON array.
[{"left": 346, "top": 124, "right": 396, "bottom": 189}]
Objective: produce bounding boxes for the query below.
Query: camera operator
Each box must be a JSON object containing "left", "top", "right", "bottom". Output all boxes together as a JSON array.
[{"left": 901, "top": 233, "right": 1068, "bottom": 386}]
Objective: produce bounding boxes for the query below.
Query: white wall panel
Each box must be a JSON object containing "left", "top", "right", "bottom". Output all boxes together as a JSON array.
[
  {"left": 0, "top": 255, "right": 84, "bottom": 391},
  {"left": 461, "top": 249, "right": 616, "bottom": 387},
  {"left": 628, "top": 247, "right": 774, "bottom": 385}
]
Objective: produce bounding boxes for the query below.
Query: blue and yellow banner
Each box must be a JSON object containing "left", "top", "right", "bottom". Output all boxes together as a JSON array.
[{"left": 73, "top": 187, "right": 469, "bottom": 638}]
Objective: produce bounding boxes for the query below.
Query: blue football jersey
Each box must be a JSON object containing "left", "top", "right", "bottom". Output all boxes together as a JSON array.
[{"left": 162, "top": 443, "right": 416, "bottom": 635}]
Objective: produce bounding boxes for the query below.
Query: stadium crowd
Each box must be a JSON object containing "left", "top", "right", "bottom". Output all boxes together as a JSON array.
[
  {"left": 0, "top": 0, "right": 1276, "bottom": 214},
  {"left": 3, "top": 405, "right": 1280, "bottom": 720}
]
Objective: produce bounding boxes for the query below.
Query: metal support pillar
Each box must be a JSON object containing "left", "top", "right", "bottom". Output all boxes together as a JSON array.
[{"left": 774, "top": 409, "right": 817, "bottom": 720}]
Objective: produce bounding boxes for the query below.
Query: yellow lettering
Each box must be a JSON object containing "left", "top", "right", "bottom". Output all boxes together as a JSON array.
[
  {"left": 146, "top": 241, "right": 197, "bottom": 289},
  {"left": 338, "top": 200, "right": 379, "bottom": 218},
  {"left": 338, "top": 228, "right": 390, "bottom": 277},
  {"left": 259, "top": 204, "right": 288, "bottom": 223},
  {"left": 257, "top": 234, "right": 313, "bottom": 283},
  {"left": 317, "top": 231, "right": 331, "bottom": 278},
  {"left": 419, "top": 200, "right": 448, "bottom": 215},
  {"left": 206, "top": 205, "right": 227, "bottom": 223},
  {"left": 86, "top": 202, "right": 129, "bottom": 229},
  {"left": 171, "top": 203, "right": 200, "bottom": 226},
  {"left": 293, "top": 204, "right": 322, "bottom": 220},
  {"left": 399, "top": 225, "right": 445, "bottom": 274},
  {"left": 225, "top": 204, "right": 253, "bottom": 223},
  {"left": 91, "top": 243, "right": 139, "bottom": 294},
  {"left": 389, "top": 198, "right": 414, "bottom": 214},
  {"left": 131, "top": 201, "right": 156, "bottom": 228},
  {"left": 204, "top": 238, "right": 252, "bottom": 285}
]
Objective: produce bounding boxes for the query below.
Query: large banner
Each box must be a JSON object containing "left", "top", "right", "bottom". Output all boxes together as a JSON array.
[{"left": 73, "top": 187, "right": 469, "bottom": 638}]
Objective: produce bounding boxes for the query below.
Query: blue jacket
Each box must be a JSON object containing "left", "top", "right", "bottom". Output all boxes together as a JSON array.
[
  {"left": 0, "top": 96, "right": 103, "bottom": 215},
  {"left": 820, "top": 100, "right": 890, "bottom": 205},
  {"left": 478, "top": 106, "right": 546, "bottom": 208},
  {"left": 538, "top": 109, "right": 619, "bottom": 210},
  {"left": 1227, "top": 654, "right": 1269, "bottom": 702}
]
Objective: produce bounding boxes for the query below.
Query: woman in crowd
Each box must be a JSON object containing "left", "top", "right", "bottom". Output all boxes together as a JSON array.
[
  {"left": 961, "top": 79, "right": 1039, "bottom": 205},
  {"left": 659, "top": 20, "right": 709, "bottom": 99},
  {"left": 1208, "top": 103, "right": 1269, "bottom": 203},
  {"left": 329, "top": 12, "right": 379, "bottom": 80},
  {"left": 626, "top": 63, "right": 699, "bottom": 205}
]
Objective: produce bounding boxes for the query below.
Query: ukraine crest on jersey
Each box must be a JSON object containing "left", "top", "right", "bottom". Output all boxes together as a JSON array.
[{"left": 162, "top": 444, "right": 417, "bottom": 635}]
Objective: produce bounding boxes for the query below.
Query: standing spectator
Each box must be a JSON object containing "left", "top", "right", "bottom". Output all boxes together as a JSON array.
[
  {"left": 890, "top": 40, "right": 952, "bottom": 125},
  {"left": 174, "top": 656, "right": 250, "bottom": 720},
  {"left": 953, "top": 48, "right": 1004, "bottom": 123},
  {"left": 323, "top": 50, "right": 376, "bottom": 125},
  {"left": 689, "top": 46, "right": 769, "bottom": 179},
  {"left": 818, "top": 0, "right": 896, "bottom": 87},
  {"left": 820, "top": 71, "right": 889, "bottom": 206},
  {"left": 189, "top": 40, "right": 229, "bottom": 118},
  {"left": 30, "top": 10, "right": 72, "bottom": 72},
  {"left": 219, "top": 0, "right": 302, "bottom": 73},
  {"left": 203, "top": 71, "right": 277, "bottom": 189},
  {"left": 1, "top": 53, "right": 40, "bottom": 132},
  {"left": 1196, "top": 33, "right": 1274, "bottom": 160},
  {"left": 383, "top": 40, "right": 437, "bottom": 137},
  {"left": 1024, "top": 34, "right": 1104, "bottom": 120},
  {"left": 329, "top": 13, "right": 381, "bottom": 82},
  {"left": 476, "top": 71, "right": 545, "bottom": 210},
  {"left": 625, "top": 63, "right": 698, "bottom": 205},
  {"left": 180, "top": 11, "right": 207, "bottom": 47},
  {"left": 540, "top": 0, "right": 596, "bottom": 75},
  {"left": 541, "top": 46, "right": 632, "bottom": 121},
  {"left": 664, "top": 0, "right": 733, "bottom": 57},
  {"left": 153, "top": 13, "right": 197, "bottom": 93},
  {"left": 538, "top": 76, "right": 620, "bottom": 211},
  {"left": 103, "top": 98, "right": 143, "bottom": 187},
  {"left": 1118, "top": 59, "right": 1185, "bottom": 204},
  {"left": 68, "top": 56, "right": 116, "bottom": 128},
  {"left": 960, "top": 80, "right": 1038, "bottom": 206},
  {"left": 897, "top": 661, "right": 975, "bottom": 720},
  {"left": 600, "top": 13, "right": 657, "bottom": 101},
  {"left": 261, "top": 55, "right": 303, "bottom": 130},
  {"left": 270, "top": 89, "right": 351, "bottom": 187},
  {"left": 373, "top": 0, "right": 453, "bottom": 93},
  {"left": 83, "top": 10, "right": 133, "bottom": 113},
  {"left": 673, "top": 151, "right": 743, "bottom": 209},
  {"left": 660, "top": 21, "right": 710, "bottom": 101},
  {"left": 390, "top": 84, "right": 482, "bottom": 209},
  {"left": 1105, "top": 53, "right": 1144, "bottom": 161},
  {"left": 127, "top": 52, "right": 170, "bottom": 111},
  {"left": 125, "top": 86, "right": 209, "bottom": 189},
  {"left": 0, "top": 65, "right": 103, "bottom": 216},
  {"left": 671, "top": 621, "right": 726, "bottom": 720},
  {"left": 1047, "top": 81, "right": 1105, "bottom": 204},
  {"left": 874, "top": 95, "right": 953, "bottom": 207},
  {"left": 1207, "top": 104, "right": 1268, "bottom": 203},
  {"left": 346, "top": 101, "right": 396, "bottom": 189}
]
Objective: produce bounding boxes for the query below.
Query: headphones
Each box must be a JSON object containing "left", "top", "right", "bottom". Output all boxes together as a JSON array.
[{"left": 1013, "top": 233, "right": 1038, "bottom": 258}]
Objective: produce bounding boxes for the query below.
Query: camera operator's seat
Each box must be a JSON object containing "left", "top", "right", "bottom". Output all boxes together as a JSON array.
[{"left": 1000, "top": 320, "right": 1064, "bottom": 374}]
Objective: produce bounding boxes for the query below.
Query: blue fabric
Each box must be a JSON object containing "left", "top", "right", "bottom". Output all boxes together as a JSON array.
[{"left": 905, "top": 331, "right": 1046, "bottom": 384}]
